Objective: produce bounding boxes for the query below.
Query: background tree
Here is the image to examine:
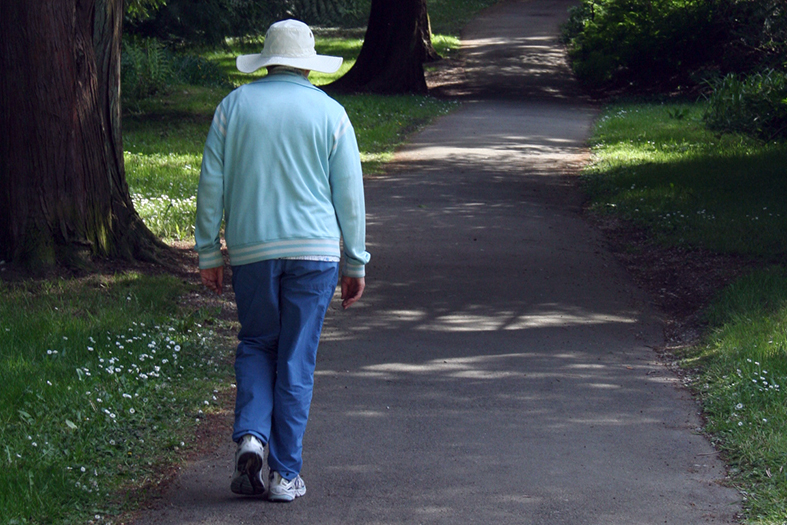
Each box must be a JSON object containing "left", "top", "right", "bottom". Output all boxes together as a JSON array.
[
  {"left": 0, "top": 0, "right": 162, "bottom": 269},
  {"left": 328, "top": 0, "right": 440, "bottom": 94}
]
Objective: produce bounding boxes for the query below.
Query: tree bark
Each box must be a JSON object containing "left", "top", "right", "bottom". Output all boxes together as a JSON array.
[
  {"left": 0, "top": 0, "right": 162, "bottom": 269},
  {"left": 328, "top": 0, "right": 440, "bottom": 94}
]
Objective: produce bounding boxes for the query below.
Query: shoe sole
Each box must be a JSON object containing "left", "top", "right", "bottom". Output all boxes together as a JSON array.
[
  {"left": 230, "top": 451, "right": 265, "bottom": 496},
  {"left": 268, "top": 490, "right": 305, "bottom": 502}
]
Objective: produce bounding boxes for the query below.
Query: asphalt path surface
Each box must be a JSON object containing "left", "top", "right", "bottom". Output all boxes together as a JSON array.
[{"left": 132, "top": 1, "right": 741, "bottom": 523}]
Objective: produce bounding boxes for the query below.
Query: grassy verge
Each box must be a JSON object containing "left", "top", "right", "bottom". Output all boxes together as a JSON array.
[
  {"left": 687, "top": 268, "right": 787, "bottom": 523},
  {"left": 585, "top": 101, "right": 787, "bottom": 523},
  {"left": 584, "top": 103, "right": 787, "bottom": 259},
  {"left": 0, "top": 274, "right": 233, "bottom": 524}
]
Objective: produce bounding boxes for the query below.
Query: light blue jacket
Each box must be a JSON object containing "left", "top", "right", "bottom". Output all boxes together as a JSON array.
[{"left": 195, "top": 71, "right": 370, "bottom": 277}]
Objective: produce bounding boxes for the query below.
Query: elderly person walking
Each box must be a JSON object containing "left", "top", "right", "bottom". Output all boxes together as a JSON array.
[{"left": 194, "top": 19, "right": 370, "bottom": 502}]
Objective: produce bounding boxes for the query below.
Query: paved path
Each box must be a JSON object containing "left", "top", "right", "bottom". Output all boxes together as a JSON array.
[{"left": 132, "top": 1, "right": 740, "bottom": 523}]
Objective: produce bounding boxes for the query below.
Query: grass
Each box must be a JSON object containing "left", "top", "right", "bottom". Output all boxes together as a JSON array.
[
  {"left": 684, "top": 267, "right": 787, "bottom": 523},
  {"left": 585, "top": 101, "right": 787, "bottom": 523},
  {"left": 427, "top": 0, "right": 500, "bottom": 36},
  {"left": 0, "top": 274, "right": 233, "bottom": 524},
  {"left": 583, "top": 103, "right": 787, "bottom": 259}
]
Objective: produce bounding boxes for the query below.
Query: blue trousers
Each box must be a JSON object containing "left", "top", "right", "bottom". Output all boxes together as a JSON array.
[{"left": 231, "top": 259, "right": 338, "bottom": 480}]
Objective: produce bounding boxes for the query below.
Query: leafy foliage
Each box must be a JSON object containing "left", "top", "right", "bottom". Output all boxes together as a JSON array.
[
  {"left": 719, "top": 0, "right": 787, "bottom": 74},
  {"left": 281, "top": 0, "right": 369, "bottom": 27},
  {"left": 562, "top": 0, "right": 725, "bottom": 91},
  {"left": 121, "top": 37, "right": 174, "bottom": 101},
  {"left": 704, "top": 70, "right": 787, "bottom": 140},
  {"left": 126, "top": 0, "right": 371, "bottom": 45},
  {"left": 121, "top": 37, "right": 230, "bottom": 103},
  {"left": 126, "top": 0, "right": 265, "bottom": 45},
  {"left": 562, "top": 0, "right": 787, "bottom": 93},
  {"left": 125, "top": 0, "right": 167, "bottom": 22}
]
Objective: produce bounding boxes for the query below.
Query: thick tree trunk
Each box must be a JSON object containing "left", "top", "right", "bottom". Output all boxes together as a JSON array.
[
  {"left": 0, "top": 0, "right": 162, "bottom": 269},
  {"left": 328, "top": 0, "right": 440, "bottom": 94}
]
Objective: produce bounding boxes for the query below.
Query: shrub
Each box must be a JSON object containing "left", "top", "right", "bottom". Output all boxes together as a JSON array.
[
  {"left": 562, "top": 0, "right": 725, "bottom": 92},
  {"left": 126, "top": 0, "right": 371, "bottom": 46},
  {"left": 283, "top": 0, "right": 370, "bottom": 27},
  {"left": 563, "top": 0, "right": 787, "bottom": 95},
  {"left": 704, "top": 70, "right": 787, "bottom": 140},
  {"left": 720, "top": 0, "right": 787, "bottom": 74}
]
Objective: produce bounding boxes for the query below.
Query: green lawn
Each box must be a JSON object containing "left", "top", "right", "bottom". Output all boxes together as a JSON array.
[
  {"left": 0, "top": 274, "right": 232, "bottom": 524},
  {"left": 584, "top": 103, "right": 787, "bottom": 259}
]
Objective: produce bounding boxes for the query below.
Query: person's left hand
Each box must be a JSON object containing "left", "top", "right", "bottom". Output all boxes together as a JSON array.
[
  {"left": 200, "top": 266, "right": 224, "bottom": 295},
  {"left": 341, "top": 276, "right": 365, "bottom": 309}
]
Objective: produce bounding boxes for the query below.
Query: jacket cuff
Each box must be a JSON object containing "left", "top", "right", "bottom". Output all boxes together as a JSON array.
[
  {"left": 198, "top": 249, "right": 224, "bottom": 270},
  {"left": 342, "top": 260, "right": 365, "bottom": 278}
]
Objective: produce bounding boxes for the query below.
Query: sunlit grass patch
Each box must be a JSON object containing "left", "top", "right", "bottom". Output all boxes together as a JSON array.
[
  {"left": 430, "top": 34, "right": 462, "bottom": 58},
  {"left": 124, "top": 116, "right": 207, "bottom": 242},
  {"left": 132, "top": 193, "right": 197, "bottom": 241},
  {"left": 0, "top": 275, "right": 233, "bottom": 524},
  {"left": 583, "top": 102, "right": 787, "bottom": 258}
]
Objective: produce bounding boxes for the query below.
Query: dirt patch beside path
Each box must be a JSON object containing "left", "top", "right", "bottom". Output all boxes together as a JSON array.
[{"left": 589, "top": 215, "right": 759, "bottom": 351}]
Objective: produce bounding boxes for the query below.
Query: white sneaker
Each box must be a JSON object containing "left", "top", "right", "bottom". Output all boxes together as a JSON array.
[
  {"left": 230, "top": 435, "right": 265, "bottom": 496},
  {"left": 268, "top": 471, "right": 306, "bottom": 502}
]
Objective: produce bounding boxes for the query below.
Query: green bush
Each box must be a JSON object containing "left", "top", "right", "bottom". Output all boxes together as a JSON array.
[
  {"left": 563, "top": 0, "right": 787, "bottom": 94},
  {"left": 720, "top": 0, "right": 787, "bottom": 74},
  {"left": 704, "top": 70, "right": 787, "bottom": 140},
  {"left": 284, "top": 0, "right": 370, "bottom": 27},
  {"left": 562, "top": 0, "right": 723, "bottom": 91}
]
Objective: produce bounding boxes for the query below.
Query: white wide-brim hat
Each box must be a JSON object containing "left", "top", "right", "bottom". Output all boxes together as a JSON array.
[{"left": 236, "top": 19, "right": 343, "bottom": 74}]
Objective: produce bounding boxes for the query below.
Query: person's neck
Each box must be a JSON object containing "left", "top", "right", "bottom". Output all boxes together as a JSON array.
[{"left": 267, "top": 66, "right": 308, "bottom": 78}]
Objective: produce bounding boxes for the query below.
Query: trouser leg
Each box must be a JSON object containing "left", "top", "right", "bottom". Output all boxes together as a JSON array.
[
  {"left": 266, "top": 260, "right": 338, "bottom": 480},
  {"left": 231, "top": 261, "right": 280, "bottom": 444}
]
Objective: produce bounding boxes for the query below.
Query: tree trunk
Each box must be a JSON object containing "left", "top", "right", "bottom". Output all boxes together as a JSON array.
[
  {"left": 0, "top": 0, "right": 163, "bottom": 270},
  {"left": 328, "top": 0, "right": 440, "bottom": 94}
]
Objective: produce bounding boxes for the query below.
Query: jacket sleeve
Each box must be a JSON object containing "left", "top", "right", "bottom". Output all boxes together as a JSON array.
[
  {"left": 329, "top": 111, "right": 371, "bottom": 278},
  {"left": 194, "top": 102, "right": 227, "bottom": 269}
]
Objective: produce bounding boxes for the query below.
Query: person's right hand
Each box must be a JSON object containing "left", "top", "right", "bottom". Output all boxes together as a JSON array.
[{"left": 341, "top": 276, "right": 365, "bottom": 309}]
